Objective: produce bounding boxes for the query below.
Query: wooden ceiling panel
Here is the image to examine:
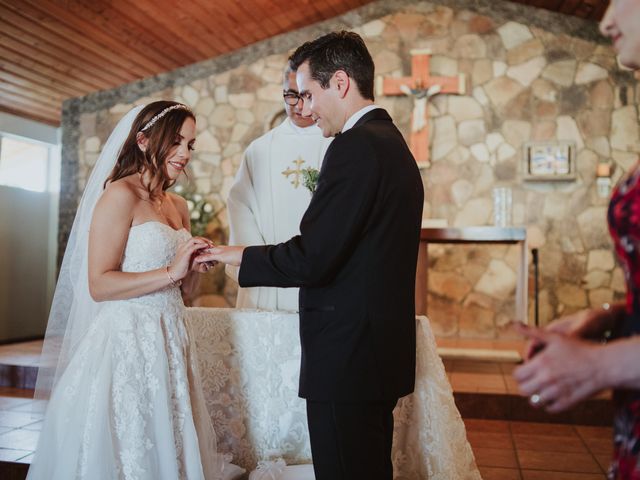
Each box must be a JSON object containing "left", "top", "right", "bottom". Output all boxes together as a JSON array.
[
  {"left": 1, "top": 1, "right": 150, "bottom": 78},
  {"left": 0, "top": 68, "right": 83, "bottom": 99},
  {"left": 0, "top": 0, "right": 609, "bottom": 126},
  {"left": 0, "top": 82, "right": 61, "bottom": 109},
  {"left": 131, "top": 1, "right": 227, "bottom": 58},
  {"left": 0, "top": 92, "right": 60, "bottom": 119},
  {"left": 2, "top": 24, "right": 132, "bottom": 86},
  {"left": 229, "top": 0, "right": 281, "bottom": 38},
  {"left": 56, "top": 0, "right": 188, "bottom": 69}
]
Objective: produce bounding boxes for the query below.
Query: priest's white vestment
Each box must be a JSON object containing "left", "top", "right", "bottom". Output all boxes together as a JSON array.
[{"left": 226, "top": 117, "right": 332, "bottom": 310}]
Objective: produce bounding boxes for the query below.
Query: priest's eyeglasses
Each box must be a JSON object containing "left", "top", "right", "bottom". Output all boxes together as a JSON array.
[{"left": 283, "top": 92, "right": 303, "bottom": 106}]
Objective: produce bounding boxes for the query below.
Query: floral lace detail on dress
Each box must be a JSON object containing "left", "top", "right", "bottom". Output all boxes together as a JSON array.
[
  {"left": 112, "top": 314, "right": 160, "bottom": 480},
  {"left": 28, "top": 222, "right": 224, "bottom": 480},
  {"left": 113, "top": 223, "right": 189, "bottom": 479}
]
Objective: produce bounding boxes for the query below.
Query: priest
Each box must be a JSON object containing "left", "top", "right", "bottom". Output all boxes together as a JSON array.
[{"left": 226, "top": 64, "right": 332, "bottom": 310}]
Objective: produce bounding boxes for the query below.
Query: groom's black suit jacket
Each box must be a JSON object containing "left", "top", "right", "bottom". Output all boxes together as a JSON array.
[{"left": 239, "top": 108, "right": 424, "bottom": 402}]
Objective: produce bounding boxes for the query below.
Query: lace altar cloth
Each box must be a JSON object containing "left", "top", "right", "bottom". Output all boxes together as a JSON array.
[{"left": 186, "top": 309, "right": 480, "bottom": 479}]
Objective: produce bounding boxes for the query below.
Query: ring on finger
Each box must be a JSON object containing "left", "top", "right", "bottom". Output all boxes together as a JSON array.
[{"left": 529, "top": 393, "right": 543, "bottom": 406}]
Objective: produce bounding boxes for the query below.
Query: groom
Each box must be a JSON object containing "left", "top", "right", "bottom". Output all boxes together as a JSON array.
[{"left": 198, "top": 31, "right": 423, "bottom": 480}]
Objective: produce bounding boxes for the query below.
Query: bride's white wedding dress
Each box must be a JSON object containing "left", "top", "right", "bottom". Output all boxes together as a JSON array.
[{"left": 28, "top": 221, "right": 226, "bottom": 480}]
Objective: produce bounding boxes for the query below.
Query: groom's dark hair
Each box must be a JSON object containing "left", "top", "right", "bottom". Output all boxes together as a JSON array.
[{"left": 288, "top": 31, "right": 375, "bottom": 101}]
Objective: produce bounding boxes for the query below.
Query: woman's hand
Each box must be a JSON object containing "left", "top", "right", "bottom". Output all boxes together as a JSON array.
[
  {"left": 168, "top": 237, "right": 211, "bottom": 281},
  {"left": 187, "top": 236, "right": 216, "bottom": 274},
  {"left": 521, "top": 310, "right": 592, "bottom": 360},
  {"left": 513, "top": 324, "right": 606, "bottom": 413},
  {"left": 520, "top": 304, "right": 623, "bottom": 360}
]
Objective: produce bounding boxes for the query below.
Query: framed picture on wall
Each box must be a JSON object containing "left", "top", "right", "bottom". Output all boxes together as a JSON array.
[{"left": 523, "top": 141, "right": 577, "bottom": 181}]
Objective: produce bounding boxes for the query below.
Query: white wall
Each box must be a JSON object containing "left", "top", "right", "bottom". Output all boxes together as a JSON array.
[
  {"left": 0, "top": 187, "right": 55, "bottom": 341},
  {"left": 0, "top": 112, "right": 60, "bottom": 342}
]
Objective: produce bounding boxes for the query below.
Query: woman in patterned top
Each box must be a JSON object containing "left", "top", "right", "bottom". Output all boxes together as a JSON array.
[{"left": 513, "top": 1, "right": 640, "bottom": 479}]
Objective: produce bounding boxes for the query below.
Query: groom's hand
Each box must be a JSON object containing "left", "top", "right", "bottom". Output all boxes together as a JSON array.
[{"left": 196, "top": 245, "right": 245, "bottom": 267}]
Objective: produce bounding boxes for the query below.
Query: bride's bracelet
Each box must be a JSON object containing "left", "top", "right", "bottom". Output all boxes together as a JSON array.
[{"left": 165, "top": 266, "right": 182, "bottom": 288}]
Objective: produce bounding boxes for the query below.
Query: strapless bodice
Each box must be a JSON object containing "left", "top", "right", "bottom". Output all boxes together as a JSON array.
[{"left": 113, "top": 221, "right": 191, "bottom": 310}]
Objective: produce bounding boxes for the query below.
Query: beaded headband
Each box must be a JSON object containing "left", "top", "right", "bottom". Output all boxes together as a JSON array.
[{"left": 140, "top": 104, "right": 191, "bottom": 132}]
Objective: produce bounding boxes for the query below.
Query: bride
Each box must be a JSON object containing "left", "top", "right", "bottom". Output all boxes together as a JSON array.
[{"left": 28, "top": 101, "right": 232, "bottom": 479}]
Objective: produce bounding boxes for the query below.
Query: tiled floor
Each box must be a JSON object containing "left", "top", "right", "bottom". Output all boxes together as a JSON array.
[
  {"left": 468, "top": 418, "right": 612, "bottom": 479},
  {"left": 438, "top": 336, "right": 526, "bottom": 394},
  {"left": 0, "top": 339, "right": 615, "bottom": 479},
  {"left": 0, "top": 387, "right": 41, "bottom": 465}
]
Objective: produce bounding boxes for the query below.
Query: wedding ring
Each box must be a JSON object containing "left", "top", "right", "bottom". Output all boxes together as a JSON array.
[{"left": 529, "top": 393, "right": 543, "bottom": 406}]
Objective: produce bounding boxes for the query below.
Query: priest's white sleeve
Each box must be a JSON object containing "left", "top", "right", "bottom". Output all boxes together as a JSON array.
[{"left": 225, "top": 146, "right": 267, "bottom": 283}]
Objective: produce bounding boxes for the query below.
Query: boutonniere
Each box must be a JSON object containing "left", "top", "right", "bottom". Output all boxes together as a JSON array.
[{"left": 301, "top": 167, "right": 320, "bottom": 194}]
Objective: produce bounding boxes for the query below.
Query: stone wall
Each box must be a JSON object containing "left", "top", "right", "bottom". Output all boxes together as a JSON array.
[{"left": 61, "top": 0, "right": 640, "bottom": 337}]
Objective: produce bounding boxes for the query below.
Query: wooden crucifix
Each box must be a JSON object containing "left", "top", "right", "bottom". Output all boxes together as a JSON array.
[{"left": 376, "top": 49, "right": 467, "bottom": 168}]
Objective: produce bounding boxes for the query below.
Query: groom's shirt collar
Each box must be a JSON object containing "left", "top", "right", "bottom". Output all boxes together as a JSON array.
[{"left": 340, "top": 104, "right": 380, "bottom": 134}]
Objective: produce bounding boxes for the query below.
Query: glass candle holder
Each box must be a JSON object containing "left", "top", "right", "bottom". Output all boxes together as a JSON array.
[{"left": 492, "top": 186, "right": 512, "bottom": 227}]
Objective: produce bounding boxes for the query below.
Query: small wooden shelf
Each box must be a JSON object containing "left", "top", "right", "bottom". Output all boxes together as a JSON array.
[
  {"left": 416, "top": 226, "right": 528, "bottom": 323},
  {"left": 421, "top": 226, "right": 526, "bottom": 243}
]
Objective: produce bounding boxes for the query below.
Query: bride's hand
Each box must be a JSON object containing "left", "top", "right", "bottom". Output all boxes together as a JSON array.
[
  {"left": 168, "top": 237, "right": 211, "bottom": 281},
  {"left": 189, "top": 237, "right": 216, "bottom": 273}
]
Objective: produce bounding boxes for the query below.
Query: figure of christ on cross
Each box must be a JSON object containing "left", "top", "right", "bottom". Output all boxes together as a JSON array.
[
  {"left": 376, "top": 48, "right": 467, "bottom": 167},
  {"left": 281, "top": 157, "right": 306, "bottom": 188}
]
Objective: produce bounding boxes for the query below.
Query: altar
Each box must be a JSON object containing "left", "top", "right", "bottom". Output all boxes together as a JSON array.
[{"left": 186, "top": 308, "right": 480, "bottom": 479}]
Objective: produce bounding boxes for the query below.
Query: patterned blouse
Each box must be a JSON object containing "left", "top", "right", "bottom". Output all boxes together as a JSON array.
[{"left": 607, "top": 163, "right": 640, "bottom": 480}]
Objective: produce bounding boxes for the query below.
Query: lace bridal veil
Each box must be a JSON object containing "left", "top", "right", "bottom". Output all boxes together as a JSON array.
[{"left": 34, "top": 105, "right": 145, "bottom": 404}]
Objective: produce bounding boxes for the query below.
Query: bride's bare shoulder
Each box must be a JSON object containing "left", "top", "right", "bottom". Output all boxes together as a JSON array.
[{"left": 99, "top": 175, "right": 141, "bottom": 209}]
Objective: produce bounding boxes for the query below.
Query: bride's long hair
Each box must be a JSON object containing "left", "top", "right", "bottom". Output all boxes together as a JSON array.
[{"left": 105, "top": 101, "right": 195, "bottom": 200}]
